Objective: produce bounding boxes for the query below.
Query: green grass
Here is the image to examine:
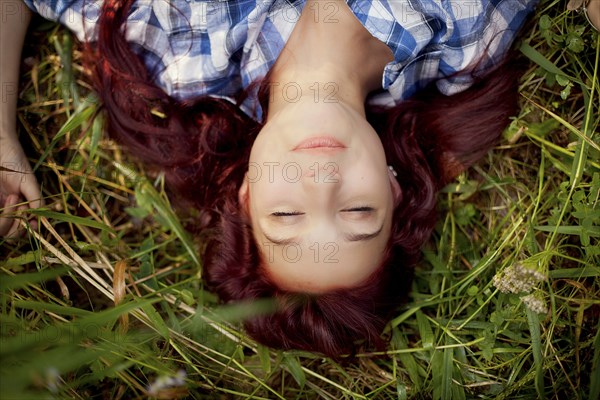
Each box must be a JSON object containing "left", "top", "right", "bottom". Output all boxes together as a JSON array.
[{"left": 1, "top": 1, "right": 599, "bottom": 398}]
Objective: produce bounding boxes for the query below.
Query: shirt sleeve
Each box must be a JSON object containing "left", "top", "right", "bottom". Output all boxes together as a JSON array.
[
  {"left": 434, "top": 0, "right": 538, "bottom": 96},
  {"left": 21, "top": 0, "right": 262, "bottom": 106},
  {"left": 378, "top": 0, "right": 538, "bottom": 103},
  {"left": 22, "top": 0, "right": 102, "bottom": 42}
]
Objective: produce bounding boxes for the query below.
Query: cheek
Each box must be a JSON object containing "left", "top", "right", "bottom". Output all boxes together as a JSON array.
[
  {"left": 249, "top": 178, "right": 299, "bottom": 210},
  {"left": 349, "top": 163, "right": 391, "bottom": 193}
]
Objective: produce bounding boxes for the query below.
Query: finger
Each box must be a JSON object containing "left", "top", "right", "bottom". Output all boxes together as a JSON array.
[
  {"left": 20, "top": 175, "right": 44, "bottom": 209},
  {"left": 0, "top": 194, "right": 19, "bottom": 236},
  {"left": 6, "top": 203, "right": 28, "bottom": 238},
  {"left": 587, "top": 0, "right": 600, "bottom": 32},
  {"left": 0, "top": 216, "right": 14, "bottom": 236},
  {"left": 6, "top": 215, "right": 24, "bottom": 238},
  {"left": 29, "top": 217, "right": 38, "bottom": 232}
]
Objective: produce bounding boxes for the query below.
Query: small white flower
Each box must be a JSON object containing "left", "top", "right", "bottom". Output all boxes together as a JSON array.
[
  {"left": 147, "top": 369, "right": 187, "bottom": 396},
  {"left": 521, "top": 293, "right": 548, "bottom": 314},
  {"left": 492, "top": 263, "right": 547, "bottom": 294},
  {"left": 45, "top": 367, "right": 61, "bottom": 394}
]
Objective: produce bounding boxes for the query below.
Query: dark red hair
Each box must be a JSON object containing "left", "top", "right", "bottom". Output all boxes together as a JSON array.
[{"left": 88, "top": 0, "right": 522, "bottom": 358}]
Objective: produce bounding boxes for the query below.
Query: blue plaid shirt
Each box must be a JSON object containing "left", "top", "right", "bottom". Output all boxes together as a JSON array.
[{"left": 24, "top": 0, "right": 537, "bottom": 121}]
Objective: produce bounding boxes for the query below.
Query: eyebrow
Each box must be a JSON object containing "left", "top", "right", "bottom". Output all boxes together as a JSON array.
[{"left": 262, "top": 224, "right": 384, "bottom": 245}]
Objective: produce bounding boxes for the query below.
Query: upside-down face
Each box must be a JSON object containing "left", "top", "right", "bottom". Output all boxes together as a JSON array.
[{"left": 239, "top": 96, "right": 401, "bottom": 293}]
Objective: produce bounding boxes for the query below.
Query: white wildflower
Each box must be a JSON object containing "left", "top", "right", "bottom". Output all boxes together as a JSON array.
[
  {"left": 147, "top": 369, "right": 187, "bottom": 396},
  {"left": 492, "top": 263, "right": 546, "bottom": 294},
  {"left": 521, "top": 293, "right": 548, "bottom": 314},
  {"left": 45, "top": 367, "right": 61, "bottom": 394}
]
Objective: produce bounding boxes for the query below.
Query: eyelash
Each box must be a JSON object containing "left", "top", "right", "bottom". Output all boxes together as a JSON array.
[
  {"left": 343, "top": 206, "right": 374, "bottom": 212},
  {"left": 271, "top": 211, "right": 304, "bottom": 217},
  {"left": 271, "top": 207, "right": 374, "bottom": 217}
]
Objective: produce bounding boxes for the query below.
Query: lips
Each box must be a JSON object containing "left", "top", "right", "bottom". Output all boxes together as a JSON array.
[{"left": 293, "top": 136, "right": 346, "bottom": 151}]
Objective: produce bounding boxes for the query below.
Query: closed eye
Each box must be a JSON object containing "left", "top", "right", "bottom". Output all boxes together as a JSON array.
[
  {"left": 271, "top": 211, "right": 304, "bottom": 217},
  {"left": 342, "top": 206, "right": 374, "bottom": 212}
]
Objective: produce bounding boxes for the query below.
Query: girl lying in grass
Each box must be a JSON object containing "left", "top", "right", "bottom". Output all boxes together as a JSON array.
[{"left": 1, "top": 0, "right": 538, "bottom": 357}]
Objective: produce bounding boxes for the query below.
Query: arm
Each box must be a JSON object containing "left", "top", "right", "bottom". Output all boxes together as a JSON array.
[{"left": 0, "top": 0, "right": 40, "bottom": 236}]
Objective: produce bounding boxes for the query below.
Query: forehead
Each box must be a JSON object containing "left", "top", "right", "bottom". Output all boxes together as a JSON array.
[{"left": 256, "top": 233, "right": 388, "bottom": 293}]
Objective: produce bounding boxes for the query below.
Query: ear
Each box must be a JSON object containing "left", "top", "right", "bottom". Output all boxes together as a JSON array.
[
  {"left": 388, "top": 168, "right": 402, "bottom": 207},
  {"left": 238, "top": 173, "right": 250, "bottom": 216}
]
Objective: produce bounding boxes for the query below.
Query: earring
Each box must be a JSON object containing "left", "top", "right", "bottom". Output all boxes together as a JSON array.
[{"left": 388, "top": 165, "right": 398, "bottom": 177}]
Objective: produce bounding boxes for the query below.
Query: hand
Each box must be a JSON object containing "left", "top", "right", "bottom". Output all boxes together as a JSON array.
[
  {"left": 1, "top": 0, "right": 36, "bottom": 237},
  {"left": 0, "top": 131, "right": 42, "bottom": 237}
]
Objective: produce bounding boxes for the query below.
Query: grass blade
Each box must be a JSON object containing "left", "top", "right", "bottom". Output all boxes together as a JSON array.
[
  {"left": 441, "top": 345, "right": 454, "bottom": 400},
  {"left": 526, "top": 309, "right": 545, "bottom": 399},
  {"left": 0, "top": 267, "right": 67, "bottom": 291},
  {"left": 519, "top": 43, "right": 581, "bottom": 84},
  {"left": 27, "top": 209, "right": 115, "bottom": 233},
  {"left": 113, "top": 163, "right": 201, "bottom": 269},
  {"left": 282, "top": 354, "right": 306, "bottom": 388},
  {"left": 416, "top": 311, "right": 434, "bottom": 351},
  {"left": 392, "top": 329, "right": 422, "bottom": 391}
]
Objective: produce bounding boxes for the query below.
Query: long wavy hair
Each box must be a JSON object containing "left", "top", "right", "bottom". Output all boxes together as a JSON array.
[{"left": 88, "top": 0, "right": 523, "bottom": 357}]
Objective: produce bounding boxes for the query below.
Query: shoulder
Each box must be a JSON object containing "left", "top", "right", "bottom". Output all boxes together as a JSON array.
[{"left": 364, "top": 0, "right": 537, "bottom": 103}]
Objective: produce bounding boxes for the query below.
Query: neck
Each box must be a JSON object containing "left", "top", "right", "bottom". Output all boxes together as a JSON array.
[{"left": 267, "top": 0, "right": 392, "bottom": 120}]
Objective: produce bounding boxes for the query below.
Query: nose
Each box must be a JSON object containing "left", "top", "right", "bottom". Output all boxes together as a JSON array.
[{"left": 303, "top": 162, "right": 341, "bottom": 184}]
